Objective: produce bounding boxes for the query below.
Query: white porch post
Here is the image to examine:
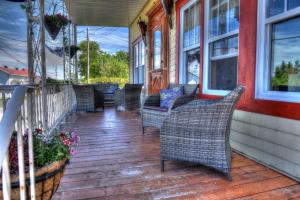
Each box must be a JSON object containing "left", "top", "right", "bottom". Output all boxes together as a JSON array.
[{"left": 26, "top": 0, "right": 36, "bottom": 199}]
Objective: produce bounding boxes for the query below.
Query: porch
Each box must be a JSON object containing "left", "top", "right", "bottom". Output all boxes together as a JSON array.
[{"left": 53, "top": 108, "right": 300, "bottom": 200}]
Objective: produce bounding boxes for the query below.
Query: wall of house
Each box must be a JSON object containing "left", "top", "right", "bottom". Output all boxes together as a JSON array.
[
  {"left": 129, "top": 0, "right": 157, "bottom": 92},
  {"left": 129, "top": 0, "right": 300, "bottom": 181},
  {"left": 129, "top": 0, "right": 177, "bottom": 91},
  {"left": 0, "top": 71, "right": 8, "bottom": 85},
  {"left": 8, "top": 75, "right": 27, "bottom": 85},
  {"left": 231, "top": 110, "right": 300, "bottom": 181},
  {"left": 169, "top": 5, "right": 176, "bottom": 84}
]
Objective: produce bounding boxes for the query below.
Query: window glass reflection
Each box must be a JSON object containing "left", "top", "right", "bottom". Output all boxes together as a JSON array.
[
  {"left": 153, "top": 30, "right": 161, "bottom": 70},
  {"left": 268, "top": 0, "right": 285, "bottom": 17},
  {"left": 209, "top": 0, "right": 239, "bottom": 38},
  {"left": 210, "top": 35, "right": 238, "bottom": 57},
  {"left": 209, "top": 57, "right": 238, "bottom": 90},
  {"left": 186, "top": 48, "right": 200, "bottom": 84},
  {"left": 271, "top": 16, "right": 300, "bottom": 92},
  {"left": 288, "top": 0, "right": 300, "bottom": 10}
]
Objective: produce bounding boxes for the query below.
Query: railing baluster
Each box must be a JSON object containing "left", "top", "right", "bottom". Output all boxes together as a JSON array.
[
  {"left": 17, "top": 115, "right": 26, "bottom": 200},
  {"left": 27, "top": 91, "right": 36, "bottom": 200},
  {"left": 2, "top": 152, "right": 11, "bottom": 200},
  {"left": 1, "top": 91, "right": 11, "bottom": 200}
]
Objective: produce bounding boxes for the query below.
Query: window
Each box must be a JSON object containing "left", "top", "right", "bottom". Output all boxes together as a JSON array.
[
  {"left": 203, "top": 0, "right": 239, "bottom": 95},
  {"left": 133, "top": 40, "right": 145, "bottom": 84},
  {"left": 180, "top": 0, "right": 200, "bottom": 84},
  {"left": 256, "top": 0, "right": 300, "bottom": 102},
  {"left": 153, "top": 29, "right": 162, "bottom": 70}
]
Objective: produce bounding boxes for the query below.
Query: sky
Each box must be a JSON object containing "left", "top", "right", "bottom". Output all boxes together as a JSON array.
[{"left": 0, "top": 0, "right": 128, "bottom": 79}]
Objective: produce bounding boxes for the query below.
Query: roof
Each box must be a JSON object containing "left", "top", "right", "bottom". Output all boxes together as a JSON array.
[
  {"left": 66, "top": 0, "right": 148, "bottom": 26},
  {"left": 0, "top": 66, "right": 28, "bottom": 77}
]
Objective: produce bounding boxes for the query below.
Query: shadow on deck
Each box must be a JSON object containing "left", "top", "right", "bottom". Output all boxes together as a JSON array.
[{"left": 53, "top": 108, "right": 300, "bottom": 200}]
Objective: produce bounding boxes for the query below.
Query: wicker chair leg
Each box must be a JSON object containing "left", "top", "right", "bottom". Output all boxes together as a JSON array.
[
  {"left": 160, "top": 160, "right": 165, "bottom": 172},
  {"left": 142, "top": 127, "right": 145, "bottom": 135}
]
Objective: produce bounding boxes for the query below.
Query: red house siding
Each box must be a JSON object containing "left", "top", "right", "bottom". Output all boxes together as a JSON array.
[{"left": 175, "top": 0, "right": 300, "bottom": 121}]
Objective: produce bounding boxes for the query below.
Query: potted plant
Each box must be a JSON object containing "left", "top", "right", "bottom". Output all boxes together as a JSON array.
[
  {"left": 64, "top": 45, "right": 80, "bottom": 58},
  {"left": 0, "top": 129, "right": 79, "bottom": 200},
  {"left": 45, "top": 13, "right": 69, "bottom": 40}
]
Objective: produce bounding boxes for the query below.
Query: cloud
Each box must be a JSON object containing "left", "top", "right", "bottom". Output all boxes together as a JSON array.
[
  {"left": 0, "top": 0, "right": 27, "bottom": 68},
  {"left": 77, "top": 26, "right": 128, "bottom": 54}
]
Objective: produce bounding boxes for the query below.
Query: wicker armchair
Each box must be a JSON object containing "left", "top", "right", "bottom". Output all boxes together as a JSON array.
[
  {"left": 160, "top": 85, "right": 245, "bottom": 181},
  {"left": 114, "top": 84, "right": 143, "bottom": 111},
  {"left": 94, "top": 83, "right": 119, "bottom": 103},
  {"left": 141, "top": 84, "right": 199, "bottom": 134},
  {"left": 73, "top": 85, "right": 96, "bottom": 112}
]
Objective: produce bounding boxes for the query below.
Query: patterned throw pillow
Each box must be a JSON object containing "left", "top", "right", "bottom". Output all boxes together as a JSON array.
[{"left": 160, "top": 86, "right": 183, "bottom": 109}]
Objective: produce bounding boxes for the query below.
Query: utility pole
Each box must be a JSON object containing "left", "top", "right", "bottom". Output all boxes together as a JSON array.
[{"left": 87, "top": 27, "right": 90, "bottom": 83}]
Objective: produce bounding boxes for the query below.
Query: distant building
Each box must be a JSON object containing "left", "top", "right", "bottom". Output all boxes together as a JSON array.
[{"left": 0, "top": 66, "right": 28, "bottom": 85}]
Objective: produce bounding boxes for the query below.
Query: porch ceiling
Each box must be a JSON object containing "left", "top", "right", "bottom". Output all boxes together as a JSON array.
[{"left": 66, "top": 0, "right": 148, "bottom": 27}]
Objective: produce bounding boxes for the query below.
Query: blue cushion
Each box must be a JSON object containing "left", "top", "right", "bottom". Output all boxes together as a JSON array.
[{"left": 160, "top": 86, "right": 183, "bottom": 109}]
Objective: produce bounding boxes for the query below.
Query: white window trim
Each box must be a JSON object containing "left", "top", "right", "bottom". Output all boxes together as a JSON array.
[
  {"left": 256, "top": 0, "right": 300, "bottom": 103},
  {"left": 203, "top": 0, "right": 239, "bottom": 96},
  {"left": 179, "top": 0, "right": 200, "bottom": 84}
]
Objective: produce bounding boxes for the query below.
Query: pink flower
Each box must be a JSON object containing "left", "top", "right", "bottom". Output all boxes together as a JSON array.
[{"left": 70, "top": 148, "right": 75, "bottom": 156}]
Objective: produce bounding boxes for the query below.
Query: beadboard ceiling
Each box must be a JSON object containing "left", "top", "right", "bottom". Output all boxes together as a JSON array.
[{"left": 65, "top": 0, "right": 148, "bottom": 27}]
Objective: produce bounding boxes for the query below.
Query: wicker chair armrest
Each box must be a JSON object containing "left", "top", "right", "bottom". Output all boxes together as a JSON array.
[
  {"left": 173, "top": 98, "right": 222, "bottom": 111},
  {"left": 142, "top": 94, "right": 160, "bottom": 107},
  {"left": 168, "top": 95, "right": 194, "bottom": 112}
]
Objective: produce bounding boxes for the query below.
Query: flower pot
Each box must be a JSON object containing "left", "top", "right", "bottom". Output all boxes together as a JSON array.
[
  {"left": 0, "top": 158, "right": 69, "bottom": 200},
  {"left": 44, "top": 14, "right": 69, "bottom": 40},
  {"left": 65, "top": 45, "right": 80, "bottom": 58}
]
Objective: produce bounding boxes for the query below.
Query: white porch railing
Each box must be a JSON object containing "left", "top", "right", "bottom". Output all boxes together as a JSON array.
[{"left": 0, "top": 84, "right": 76, "bottom": 200}]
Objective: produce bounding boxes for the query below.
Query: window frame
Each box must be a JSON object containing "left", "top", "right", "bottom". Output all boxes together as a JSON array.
[
  {"left": 256, "top": 0, "right": 300, "bottom": 103},
  {"left": 179, "top": 0, "right": 201, "bottom": 84},
  {"left": 203, "top": 0, "right": 240, "bottom": 96},
  {"left": 133, "top": 38, "right": 145, "bottom": 84}
]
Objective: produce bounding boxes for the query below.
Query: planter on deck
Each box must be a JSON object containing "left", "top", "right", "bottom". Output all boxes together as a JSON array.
[{"left": 0, "top": 158, "right": 68, "bottom": 200}]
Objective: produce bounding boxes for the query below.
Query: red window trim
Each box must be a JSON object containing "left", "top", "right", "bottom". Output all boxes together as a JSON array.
[
  {"left": 236, "top": 0, "right": 300, "bottom": 121},
  {"left": 175, "top": 0, "right": 300, "bottom": 121}
]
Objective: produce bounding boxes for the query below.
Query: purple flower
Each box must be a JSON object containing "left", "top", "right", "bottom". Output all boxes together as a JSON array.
[{"left": 71, "top": 132, "right": 79, "bottom": 142}]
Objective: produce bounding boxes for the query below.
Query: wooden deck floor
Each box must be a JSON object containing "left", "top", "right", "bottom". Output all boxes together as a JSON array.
[{"left": 53, "top": 108, "right": 300, "bottom": 200}]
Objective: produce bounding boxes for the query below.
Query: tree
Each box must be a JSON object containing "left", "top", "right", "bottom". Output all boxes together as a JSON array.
[
  {"left": 79, "top": 41, "right": 102, "bottom": 79},
  {"left": 272, "top": 60, "right": 299, "bottom": 88},
  {"left": 78, "top": 40, "right": 129, "bottom": 82}
]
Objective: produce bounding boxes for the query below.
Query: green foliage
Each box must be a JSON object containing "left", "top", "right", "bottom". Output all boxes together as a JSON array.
[
  {"left": 9, "top": 129, "right": 79, "bottom": 174},
  {"left": 78, "top": 40, "right": 129, "bottom": 82},
  {"left": 34, "top": 132, "right": 70, "bottom": 167},
  {"left": 88, "top": 77, "right": 128, "bottom": 88},
  {"left": 271, "top": 60, "right": 300, "bottom": 87}
]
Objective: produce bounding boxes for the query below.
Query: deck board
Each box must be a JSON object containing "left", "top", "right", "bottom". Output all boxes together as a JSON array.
[{"left": 53, "top": 108, "right": 299, "bottom": 200}]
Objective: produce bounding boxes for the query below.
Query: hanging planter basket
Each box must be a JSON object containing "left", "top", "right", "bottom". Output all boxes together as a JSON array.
[
  {"left": 0, "top": 158, "right": 69, "bottom": 200},
  {"left": 64, "top": 45, "right": 80, "bottom": 58},
  {"left": 45, "top": 14, "right": 69, "bottom": 40}
]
